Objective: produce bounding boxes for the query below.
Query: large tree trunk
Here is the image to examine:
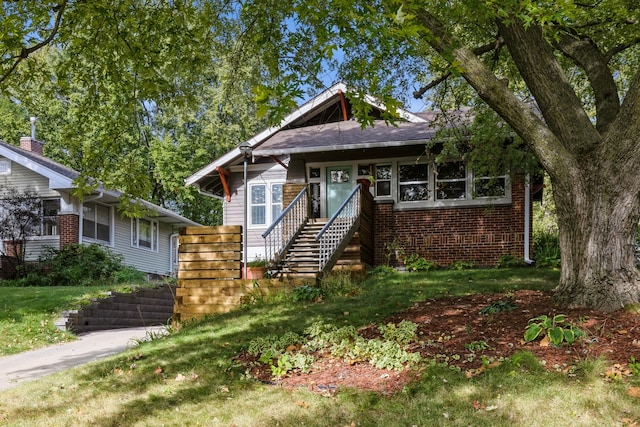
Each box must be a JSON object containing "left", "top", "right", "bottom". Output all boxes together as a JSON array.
[{"left": 552, "top": 169, "right": 640, "bottom": 312}]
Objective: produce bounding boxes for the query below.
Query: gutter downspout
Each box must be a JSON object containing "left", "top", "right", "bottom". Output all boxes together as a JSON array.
[{"left": 524, "top": 174, "right": 534, "bottom": 264}]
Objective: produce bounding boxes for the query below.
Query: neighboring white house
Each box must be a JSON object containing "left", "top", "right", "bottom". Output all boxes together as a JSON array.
[{"left": 0, "top": 137, "right": 200, "bottom": 277}]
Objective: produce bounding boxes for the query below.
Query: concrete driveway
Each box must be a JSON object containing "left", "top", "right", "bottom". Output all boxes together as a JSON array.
[{"left": 0, "top": 326, "right": 166, "bottom": 392}]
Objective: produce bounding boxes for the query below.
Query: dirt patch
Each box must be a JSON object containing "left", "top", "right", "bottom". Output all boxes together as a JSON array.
[{"left": 239, "top": 290, "right": 640, "bottom": 395}]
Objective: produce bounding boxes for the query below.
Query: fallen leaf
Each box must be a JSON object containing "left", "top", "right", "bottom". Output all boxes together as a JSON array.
[
  {"left": 628, "top": 386, "right": 640, "bottom": 398},
  {"left": 295, "top": 400, "right": 309, "bottom": 408},
  {"left": 220, "top": 386, "right": 230, "bottom": 393},
  {"left": 539, "top": 335, "right": 550, "bottom": 347},
  {"left": 618, "top": 330, "right": 629, "bottom": 335},
  {"left": 175, "top": 373, "right": 186, "bottom": 382},
  {"left": 154, "top": 367, "right": 163, "bottom": 375}
]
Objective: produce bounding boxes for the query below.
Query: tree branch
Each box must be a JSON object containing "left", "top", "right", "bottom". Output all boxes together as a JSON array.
[
  {"left": 413, "top": 37, "right": 504, "bottom": 99},
  {"left": 0, "top": 1, "right": 68, "bottom": 84},
  {"left": 554, "top": 32, "right": 620, "bottom": 133},
  {"left": 414, "top": 11, "right": 572, "bottom": 179},
  {"left": 496, "top": 17, "right": 600, "bottom": 154}
]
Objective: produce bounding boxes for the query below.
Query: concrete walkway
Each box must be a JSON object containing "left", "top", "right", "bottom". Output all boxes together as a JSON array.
[{"left": 0, "top": 326, "right": 166, "bottom": 392}]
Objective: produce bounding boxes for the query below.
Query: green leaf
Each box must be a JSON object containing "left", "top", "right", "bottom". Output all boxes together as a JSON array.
[
  {"left": 548, "top": 326, "right": 564, "bottom": 346},
  {"left": 552, "top": 314, "right": 566, "bottom": 324},
  {"left": 563, "top": 328, "right": 575, "bottom": 344},
  {"left": 524, "top": 323, "right": 542, "bottom": 342}
]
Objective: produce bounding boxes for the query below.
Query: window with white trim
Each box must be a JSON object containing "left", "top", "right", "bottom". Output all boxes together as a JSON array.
[
  {"left": 398, "top": 162, "right": 429, "bottom": 202},
  {"left": 0, "top": 159, "right": 11, "bottom": 175},
  {"left": 82, "top": 202, "right": 112, "bottom": 244},
  {"left": 250, "top": 182, "right": 284, "bottom": 226},
  {"left": 474, "top": 174, "right": 507, "bottom": 198},
  {"left": 375, "top": 164, "right": 392, "bottom": 197},
  {"left": 41, "top": 199, "right": 60, "bottom": 236},
  {"left": 435, "top": 161, "right": 466, "bottom": 200},
  {"left": 132, "top": 218, "right": 159, "bottom": 251}
]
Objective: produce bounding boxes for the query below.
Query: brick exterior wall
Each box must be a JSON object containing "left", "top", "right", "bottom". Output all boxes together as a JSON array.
[
  {"left": 58, "top": 213, "right": 79, "bottom": 248},
  {"left": 374, "top": 176, "right": 530, "bottom": 268}
]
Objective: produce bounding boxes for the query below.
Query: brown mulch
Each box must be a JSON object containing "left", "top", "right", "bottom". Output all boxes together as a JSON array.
[{"left": 238, "top": 290, "right": 640, "bottom": 395}]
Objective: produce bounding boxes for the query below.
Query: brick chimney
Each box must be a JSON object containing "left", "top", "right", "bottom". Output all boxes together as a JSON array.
[
  {"left": 19, "top": 117, "right": 43, "bottom": 155},
  {"left": 20, "top": 136, "right": 43, "bottom": 155}
]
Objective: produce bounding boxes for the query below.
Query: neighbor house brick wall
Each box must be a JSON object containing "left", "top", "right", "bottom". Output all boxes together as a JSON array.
[
  {"left": 58, "top": 213, "right": 79, "bottom": 248},
  {"left": 374, "top": 176, "right": 530, "bottom": 268}
]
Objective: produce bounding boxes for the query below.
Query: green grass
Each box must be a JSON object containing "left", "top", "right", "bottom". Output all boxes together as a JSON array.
[
  {"left": 0, "top": 282, "right": 165, "bottom": 356},
  {"left": 1, "top": 268, "right": 639, "bottom": 426}
]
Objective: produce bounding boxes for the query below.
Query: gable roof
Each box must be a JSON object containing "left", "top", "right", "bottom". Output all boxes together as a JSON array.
[
  {"left": 186, "top": 83, "right": 428, "bottom": 198},
  {"left": 0, "top": 140, "right": 200, "bottom": 226}
]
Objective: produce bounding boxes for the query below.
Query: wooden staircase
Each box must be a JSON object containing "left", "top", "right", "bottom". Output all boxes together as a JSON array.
[{"left": 277, "top": 218, "right": 328, "bottom": 280}]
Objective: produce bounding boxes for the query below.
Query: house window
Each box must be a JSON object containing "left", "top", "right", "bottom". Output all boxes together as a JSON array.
[
  {"left": 132, "top": 218, "right": 159, "bottom": 251},
  {"left": 82, "top": 202, "right": 111, "bottom": 244},
  {"left": 41, "top": 199, "right": 60, "bottom": 236},
  {"left": 399, "top": 162, "right": 429, "bottom": 202},
  {"left": 0, "top": 159, "right": 11, "bottom": 175},
  {"left": 376, "top": 164, "right": 392, "bottom": 197},
  {"left": 250, "top": 183, "right": 283, "bottom": 226},
  {"left": 271, "top": 183, "right": 283, "bottom": 221},
  {"left": 474, "top": 175, "right": 507, "bottom": 198},
  {"left": 436, "top": 161, "right": 466, "bottom": 200}
]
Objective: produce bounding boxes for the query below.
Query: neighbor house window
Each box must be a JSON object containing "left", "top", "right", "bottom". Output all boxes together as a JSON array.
[
  {"left": 399, "top": 162, "right": 429, "bottom": 202},
  {"left": 436, "top": 161, "right": 466, "bottom": 200},
  {"left": 82, "top": 202, "right": 112, "bottom": 244},
  {"left": 132, "top": 218, "right": 159, "bottom": 251},
  {"left": 0, "top": 159, "right": 11, "bottom": 175},
  {"left": 250, "top": 182, "right": 284, "bottom": 227},
  {"left": 41, "top": 199, "right": 60, "bottom": 236}
]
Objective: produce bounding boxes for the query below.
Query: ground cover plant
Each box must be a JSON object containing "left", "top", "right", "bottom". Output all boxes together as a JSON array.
[{"left": 0, "top": 268, "right": 639, "bottom": 426}]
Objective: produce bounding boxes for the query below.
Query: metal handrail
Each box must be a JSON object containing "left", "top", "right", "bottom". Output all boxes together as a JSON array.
[
  {"left": 262, "top": 187, "right": 308, "bottom": 270},
  {"left": 315, "top": 184, "right": 361, "bottom": 272}
]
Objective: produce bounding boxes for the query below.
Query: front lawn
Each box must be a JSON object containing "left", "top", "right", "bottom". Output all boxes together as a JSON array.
[{"left": 1, "top": 268, "right": 639, "bottom": 426}]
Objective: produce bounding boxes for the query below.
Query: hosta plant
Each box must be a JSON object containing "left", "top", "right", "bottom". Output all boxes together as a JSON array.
[{"left": 524, "top": 314, "right": 584, "bottom": 347}]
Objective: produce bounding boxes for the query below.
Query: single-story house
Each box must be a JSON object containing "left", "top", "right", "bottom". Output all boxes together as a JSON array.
[
  {"left": 0, "top": 136, "right": 200, "bottom": 277},
  {"left": 186, "top": 83, "right": 534, "bottom": 278}
]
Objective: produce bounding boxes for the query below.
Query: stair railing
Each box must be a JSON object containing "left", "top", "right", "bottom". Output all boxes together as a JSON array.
[
  {"left": 262, "top": 187, "right": 308, "bottom": 272},
  {"left": 315, "top": 184, "right": 361, "bottom": 273}
]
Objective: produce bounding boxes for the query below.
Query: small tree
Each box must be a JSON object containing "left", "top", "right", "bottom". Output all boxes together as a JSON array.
[{"left": 0, "top": 186, "right": 42, "bottom": 278}]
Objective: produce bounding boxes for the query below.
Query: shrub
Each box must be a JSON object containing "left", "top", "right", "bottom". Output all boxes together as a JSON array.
[{"left": 37, "top": 243, "right": 139, "bottom": 286}]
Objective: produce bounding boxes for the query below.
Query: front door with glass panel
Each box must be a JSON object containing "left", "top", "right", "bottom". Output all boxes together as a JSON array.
[{"left": 326, "top": 166, "right": 353, "bottom": 217}]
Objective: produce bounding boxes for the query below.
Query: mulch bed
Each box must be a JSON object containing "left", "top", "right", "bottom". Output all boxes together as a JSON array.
[{"left": 238, "top": 290, "right": 640, "bottom": 395}]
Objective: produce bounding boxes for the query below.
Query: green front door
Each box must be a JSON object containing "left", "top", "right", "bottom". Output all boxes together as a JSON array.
[{"left": 326, "top": 166, "right": 353, "bottom": 217}]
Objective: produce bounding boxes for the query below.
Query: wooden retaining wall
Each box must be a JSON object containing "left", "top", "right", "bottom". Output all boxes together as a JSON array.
[{"left": 174, "top": 226, "right": 301, "bottom": 321}]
